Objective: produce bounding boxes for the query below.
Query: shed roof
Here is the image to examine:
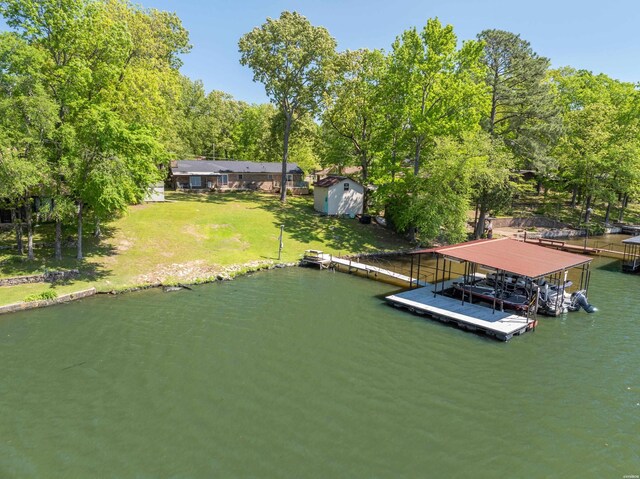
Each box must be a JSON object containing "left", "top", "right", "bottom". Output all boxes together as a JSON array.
[
  {"left": 623, "top": 235, "right": 640, "bottom": 245},
  {"left": 414, "top": 238, "right": 592, "bottom": 278},
  {"left": 313, "top": 176, "right": 362, "bottom": 188},
  {"left": 171, "top": 159, "right": 302, "bottom": 175}
]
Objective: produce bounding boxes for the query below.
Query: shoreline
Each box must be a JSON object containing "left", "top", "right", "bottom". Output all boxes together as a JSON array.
[{"left": 0, "top": 259, "right": 300, "bottom": 316}]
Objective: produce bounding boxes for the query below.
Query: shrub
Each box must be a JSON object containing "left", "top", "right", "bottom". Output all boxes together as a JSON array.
[{"left": 24, "top": 290, "right": 59, "bottom": 302}]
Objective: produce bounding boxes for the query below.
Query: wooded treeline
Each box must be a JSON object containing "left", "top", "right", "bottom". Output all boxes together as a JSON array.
[
  {"left": 239, "top": 13, "right": 640, "bottom": 243},
  {"left": 1, "top": 3, "right": 639, "bottom": 263}
]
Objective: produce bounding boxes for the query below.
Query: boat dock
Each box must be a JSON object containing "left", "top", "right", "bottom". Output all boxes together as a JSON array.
[
  {"left": 520, "top": 237, "right": 630, "bottom": 260},
  {"left": 619, "top": 224, "right": 640, "bottom": 235},
  {"left": 302, "top": 250, "right": 418, "bottom": 286},
  {"left": 386, "top": 285, "right": 535, "bottom": 341}
]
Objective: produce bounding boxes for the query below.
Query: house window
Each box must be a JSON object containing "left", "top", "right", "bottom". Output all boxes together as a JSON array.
[
  {"left": 218, "top": 174, "right": 228, "bottom": 186},
  {"left": 238, "top": 174, "right": 243, "bottom": 180},
  {"left": 268, "top": 174, "right": 273, "bottom": 180},
  {"left": 286, "top": 174, "right": 293, "bottom": 182},
  {"left": 344, "top": 182, "right": 350, "bottom": 191},
  {"left": 190, "top": 176, "right": 202, "bottom": 188}
]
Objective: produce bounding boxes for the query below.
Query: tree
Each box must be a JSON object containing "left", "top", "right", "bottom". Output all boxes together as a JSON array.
[
  {"left": 552, "top": 68, "right": 640, "bottom": 224},
  {"left": 0, "top": 0, "right": 190, "bottom": 260},
  {"left": 380, "top": 136, "right": 474, "bottom": 244},
  {"left": 387, "top": 18, "right": 488, "bottom": 176},
  {"left": 467, "top": 133, "right": 518, "bottom": 238},
  {"left": 0, "top": 32, "right": 55, "bottom": 259},
  {"left": 324, "top": 49, "right": 386, "bottom": 211},
  {"left": 478, "top": 29, "right": 560, "bottom": 192},
  {"left": 239, "top": 11, "right": 336, "bottom": 201}
]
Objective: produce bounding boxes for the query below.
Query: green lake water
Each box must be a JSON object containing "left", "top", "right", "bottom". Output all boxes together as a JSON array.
[{"left": 1, "top": 254, "right": 639, "bottom": 478}]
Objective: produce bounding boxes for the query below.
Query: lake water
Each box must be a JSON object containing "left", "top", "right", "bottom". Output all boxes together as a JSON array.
[{"left": 1, "top": 253, "right": 639, "bottom": 477}]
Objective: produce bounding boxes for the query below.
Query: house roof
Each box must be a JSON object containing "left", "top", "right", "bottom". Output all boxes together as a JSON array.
[
  {"left": 413, "top": 238, "right": 592, "bottom": 278},
  {"left": 313, "top": 176, "right": 362, "bottom": 188},
  {"left": 316, "top": 165, "right": 362, "bottom": 176},
  {"left": 623, "top": 235, "right": 640, "bottom": 245},
  {"left": 171, "top": 159, "right": 303, "bottom": 176}
]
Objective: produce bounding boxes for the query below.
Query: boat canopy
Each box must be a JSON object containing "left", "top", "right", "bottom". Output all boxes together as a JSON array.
[
  {"left": 412, "top": 238, "right": 592, "bottom": 279},
  {"left": 622, "top": 236, "right": 640, "bottom": 245}
]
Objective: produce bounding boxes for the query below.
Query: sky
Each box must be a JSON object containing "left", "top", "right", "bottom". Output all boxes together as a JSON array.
[{"left": 4, "top": 0, "right": 640, "bottom": 104}]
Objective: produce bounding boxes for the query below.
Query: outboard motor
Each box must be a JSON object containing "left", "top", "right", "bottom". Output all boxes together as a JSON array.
[{"left": 571, "top": 291, "right": 596, "bottom": 313}]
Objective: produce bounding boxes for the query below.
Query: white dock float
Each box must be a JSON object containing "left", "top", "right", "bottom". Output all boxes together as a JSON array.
[{"left": 386, "top": 285, "right": 536, "bottom": 341}]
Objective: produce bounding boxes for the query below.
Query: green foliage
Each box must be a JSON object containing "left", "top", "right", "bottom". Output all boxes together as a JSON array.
[
  {"left": 379, "top": 136, "right": 474, "bottom": 245},
  {"left": 239, "top": 11, "right": 336, "bottom": 201},
  {"left": 386, "top": 18, "right": 488, "bottom": 174},
  {"left": 24, "top": 289, "right": 58, "bottom": 302},
  {"left": 552, "top": 68, "right": 640, "bottom": 221},
  {"left": 323, "top": 48, "right": 386, "bottom": 208},
  {"left": 478, "top": 29, "right": 561, "bottom": 181}
]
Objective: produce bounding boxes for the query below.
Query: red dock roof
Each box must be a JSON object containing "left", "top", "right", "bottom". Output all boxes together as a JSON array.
[{"left": 413, "top": 238, "right": 592, "bottom": 278}]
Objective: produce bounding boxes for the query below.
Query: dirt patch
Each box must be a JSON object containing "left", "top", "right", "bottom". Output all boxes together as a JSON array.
[
  {"left": 182, "top": 225, "right": 208, "bottom": 241},
  {"left": 134, "top": 259, "right": 275, "bottom": 285},
  {"left": 116, "top": 238, "right": 134, "bottom": 253}
]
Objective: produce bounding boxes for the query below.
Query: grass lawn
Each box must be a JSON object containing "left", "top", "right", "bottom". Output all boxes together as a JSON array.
[{"left": 0, "top": 192, "right": 409, "bottom": 305}]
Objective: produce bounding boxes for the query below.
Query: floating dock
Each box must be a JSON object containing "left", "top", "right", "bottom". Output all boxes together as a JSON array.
[{"left": 386, "top": 285, "right": 535, "bottom": 341}]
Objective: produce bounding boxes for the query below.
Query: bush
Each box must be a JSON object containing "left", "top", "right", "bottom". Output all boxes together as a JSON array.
[{"left": 24, "top": 290, "right": 59, "bottom": 302}]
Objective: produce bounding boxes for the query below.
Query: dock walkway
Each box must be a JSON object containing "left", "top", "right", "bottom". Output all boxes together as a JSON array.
[
  {"left": 386, "top": 285, "right": 535, "bottom": 341},
  {"left": 302, "top": 251, "right": 422, "bottom": 286}
]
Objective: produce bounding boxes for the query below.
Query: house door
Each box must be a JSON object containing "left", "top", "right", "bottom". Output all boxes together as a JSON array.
[{"left": 323, "top": 194, "right": 328, "bottom": 214}]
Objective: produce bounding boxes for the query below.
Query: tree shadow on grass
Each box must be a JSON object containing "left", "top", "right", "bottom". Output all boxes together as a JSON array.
[
  {"left": 0, "top": 222, "right": 117, "bottom": 283},
  {"left": 256, "top": 196, "right": 410, "bottom": 254},
  {"left": 164, "top": 191, "right": 261, "bottom": 205}
]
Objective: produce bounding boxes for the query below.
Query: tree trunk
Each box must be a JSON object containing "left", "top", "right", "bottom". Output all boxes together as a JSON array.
[
  {"left": 604, "top": 201, "right": 611, "bottom": 225},
  {"left": 413, "top": 140, "right": 421, "bottom": 176},
  {"left": 361, "top": 153, "right": 369, "bottom": 212},
  {"left": 94, "top": 217, "right": 101, "bottom": 238},
  {"left": 55, "top": 219, "right": 62, "bottom": 261},
  {"left": 536, "top": 179, "right": 542, "bottom": 195},
  {"left": 25, "top": 197, "right": 34, "bottom": 261},
  {"left": 280, "top": 114, "right": 292, "bottom": 203},
  {"left": 475, "top": 205, "right": 487, "bottom": 239},
  {"left": 77, "top": 200, "right": 84, "bottom": 260},
  {"left": 11, "top": 208, "right": 24, "bottom": 255},
  {"left": 570, "top": 187, "right": 577, "bottom": 208},
  {"left": 584, "top": 195, "right": 592, "bottom": 223},
  {"left": 618, "top": 193, "right": 628, "bottom": 222}
]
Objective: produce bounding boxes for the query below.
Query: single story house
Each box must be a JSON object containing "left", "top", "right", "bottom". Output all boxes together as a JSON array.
[
  {"left": 313, "top": 176, "right": 364, "bottom": 216},
  {"left": 170, "top": 159, "right": 308, "bottom": 194}
]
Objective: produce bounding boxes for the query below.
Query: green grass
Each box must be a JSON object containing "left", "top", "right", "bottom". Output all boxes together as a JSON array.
[{"left": 0, "top": 192, "right": 409, "bottom": 305}]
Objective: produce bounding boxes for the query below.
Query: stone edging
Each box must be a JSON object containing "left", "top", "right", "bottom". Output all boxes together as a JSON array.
[
  {"left": 0, "top": 288, "right": 97, "bottom": 315},
  {"left": 0, "top": 269, "right": 80, "bottom": 287}
]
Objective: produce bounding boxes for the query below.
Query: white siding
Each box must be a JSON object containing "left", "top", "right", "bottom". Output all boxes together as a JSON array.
[
  {"left": 314, "top": 179, "right": 363, "bottom": 216},
  {"left": 145, "top": 183, "right": 165, "bottom": 202}
]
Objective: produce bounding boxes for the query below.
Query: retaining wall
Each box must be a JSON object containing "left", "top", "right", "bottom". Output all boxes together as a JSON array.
[
  {"left": 0, "top": 270, "right": 80, "bottom": 287},
  {"left": 0, "top": 288, "right": 96, "bottom": 315}
]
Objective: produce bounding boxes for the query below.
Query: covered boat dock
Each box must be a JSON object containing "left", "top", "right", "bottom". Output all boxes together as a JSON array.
[
  {"left": 622, "top": 235, "right": 640, "bottom": 273},
  {"left": 386, "top": 238, "right": 593, "bottom": 340}
]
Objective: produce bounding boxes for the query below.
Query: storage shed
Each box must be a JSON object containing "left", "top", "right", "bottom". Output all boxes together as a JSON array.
[{"left": 313, "top": 176, "right": 364, "bottom": 216}]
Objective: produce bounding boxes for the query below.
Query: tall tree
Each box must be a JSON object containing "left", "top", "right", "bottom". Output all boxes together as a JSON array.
[
  {"left": 0, "top": 32, "right": 55, "bottom": 259},
  {"left": 239, "top": 11, "right": 336, "bottom": 201},
  {"left": 388, "top": 18, "right": 488, "bottom": 175},
  {"left": 553, "top": 68, "right": 640, "bottom": 223},
  {"left": 0, "top": 0, "right": 190, "bottom": 260},
  {"left": 324, "top": 49, "right": 385, "bottom": 211},
  {"left": 478, "top": 29, "right": 560, "bottom": 192}
]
